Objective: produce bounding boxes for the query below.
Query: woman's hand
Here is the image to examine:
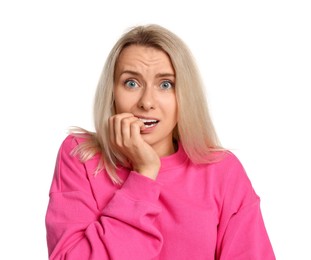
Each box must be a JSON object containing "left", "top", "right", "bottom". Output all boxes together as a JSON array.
[{"left": 109, "top": 113, "right": 161, "bottom": 180}]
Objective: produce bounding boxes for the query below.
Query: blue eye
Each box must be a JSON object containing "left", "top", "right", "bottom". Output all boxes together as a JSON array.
[
  {"left": 160, "top": 81, "right": 174, "bottom": 90},
  {"left": 125, "top": 80, "right": 137, "bottom": 88}
]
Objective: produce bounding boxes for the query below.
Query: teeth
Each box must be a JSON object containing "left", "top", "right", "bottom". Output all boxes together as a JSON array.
[
  {"left": 139, "top": 118, "right": 159, "bottom": 128},
  {"left": 145, "top": 123, "right": 157, "bottom": 128},
  {"left": 140, "top": 119, "right": 158, "bottom": 123}
]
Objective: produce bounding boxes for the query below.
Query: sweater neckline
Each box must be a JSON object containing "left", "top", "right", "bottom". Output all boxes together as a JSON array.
[
  {"left": 116, "top": 142, "right": 189, "bottom": 176},
  {"left": 159, "top": 142, "right": 189, "bottom": 172}
]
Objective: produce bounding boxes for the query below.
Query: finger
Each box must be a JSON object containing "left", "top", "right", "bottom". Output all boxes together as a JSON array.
[
  {"left": 129, "top": 119, "right": 145, "bottom": 140},
  {"left": 110, "top": 113, "right": 134, "bottom": 147},
  {"left": 120, "top": 117, "right": 136, "bottom": 143},
  {"left": 121, "top": 117, "right": 144, "bottom": 143}
]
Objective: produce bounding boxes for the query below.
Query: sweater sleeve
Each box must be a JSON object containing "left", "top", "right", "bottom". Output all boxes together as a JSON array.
[
  {"left": 215, "top": 153, "right": 275, "bottom": 260},
  {"left": 219, "top": 200, "right": 275, "bottom": 260},
  {"left": 45, "top": 136, "right": 163, "bottom": 260}
]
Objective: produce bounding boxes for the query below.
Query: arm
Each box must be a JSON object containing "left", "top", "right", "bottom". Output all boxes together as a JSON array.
[
  {"left": 45, "top": 136, "right": 163, "bottom": 260},
  {"left": 217, "top": 199, "right": 275, "bottom": 260},
  {"left": 215, "top": 153, "right": 275, "bottom": 260}
]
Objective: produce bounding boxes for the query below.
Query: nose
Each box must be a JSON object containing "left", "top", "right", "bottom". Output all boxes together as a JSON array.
[{"left": 137, "top": 87, "right": 155, "bottom": 111}]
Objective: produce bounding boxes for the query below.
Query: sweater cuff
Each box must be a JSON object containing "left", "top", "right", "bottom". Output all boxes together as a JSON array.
[{"left": 120, "top": 171, "right": 162, "bottom": 203}]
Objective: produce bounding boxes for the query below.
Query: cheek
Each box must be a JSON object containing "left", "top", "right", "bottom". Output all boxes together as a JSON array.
[
  {"left": 114, "top": 99, "right": 127, "bottom": 114},
  {"left": 114, "top": 88, "right": 125, "bottom": 113},
  {"left": 164, "top": 97, "right": 178, "bottom": 123},
  {"left": 114, "top": 91, "right": 136, "bottom": 113},
  {"left": 172, "top": 107, "right": 178, "bottom": 124}
]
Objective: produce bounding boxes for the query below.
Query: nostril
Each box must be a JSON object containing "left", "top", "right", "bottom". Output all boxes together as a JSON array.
[{"left": 139, "top": 102, "right": 155, "bottom": 110}]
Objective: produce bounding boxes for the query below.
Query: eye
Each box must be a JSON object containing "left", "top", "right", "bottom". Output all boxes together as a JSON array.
[
  {"left": 160, "top": 81, "right": 174, "bottom": 90},
  {"left": 125, "top": 80, "right": 138, "bottom": 89}
]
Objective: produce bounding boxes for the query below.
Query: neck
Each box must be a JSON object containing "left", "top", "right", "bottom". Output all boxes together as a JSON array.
[{"left": 153, "top": 140, "right": 177, "bottom": 158}]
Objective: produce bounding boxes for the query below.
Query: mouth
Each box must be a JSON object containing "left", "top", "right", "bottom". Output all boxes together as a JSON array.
[{"left": 139, "top": 118, "right": 160, "bottom": 128}]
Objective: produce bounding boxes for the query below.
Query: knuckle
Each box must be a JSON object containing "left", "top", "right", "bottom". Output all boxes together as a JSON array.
[
  {"left": 121, "top": 117, "right": 130, "bottom": 126},
  {"left": 130, "top": 122, "right": 139, "bottom": 130},
  {"left": 115, "top": 139, "right": 123, "bottom": 147},
  {"left": 122, "top": 139, "right": 131, "bottom": 148}
]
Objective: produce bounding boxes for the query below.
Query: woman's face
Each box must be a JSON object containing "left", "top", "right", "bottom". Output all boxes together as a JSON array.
[{"left": 113, "top": 45, "right": 178, "bottom": 156}]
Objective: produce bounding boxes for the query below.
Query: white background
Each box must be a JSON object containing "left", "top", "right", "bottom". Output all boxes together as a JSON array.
[{"left": 0, "top": 0, "right": 310, "bottom": 259}]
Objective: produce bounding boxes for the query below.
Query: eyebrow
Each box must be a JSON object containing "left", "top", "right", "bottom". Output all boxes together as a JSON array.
[{"left": 119, "top": 70, "right": 175, "bottom": 79}]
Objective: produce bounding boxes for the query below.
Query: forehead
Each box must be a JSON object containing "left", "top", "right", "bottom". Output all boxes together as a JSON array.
[{"left": 116, "top": 45, "right": 174, "bottom": 72}]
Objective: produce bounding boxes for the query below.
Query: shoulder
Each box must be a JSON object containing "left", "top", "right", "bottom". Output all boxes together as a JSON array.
[
  {"left": 59, "top": 134, "right": 88, "bottom": 153},
  {"left": 208, "top": 150, "right": 246, "bottom": 176},
  {"left": 216, "top": 151, "right": 260, "bottom": 206},
  {"left": 57, "top": 133, "right": 98, "bottom": 161},
  {"left": 219, "top": 150, "right": 250, "bottom": 182},
  {"left": 55, "top": 134, "right": 94, "bottom": 176},
  {"left": 205, "top": 150, "right": 257, "bottom": 197},
  {"left": 57, "top": 133, "right": 101, "bottom": 166},
  {"left": 51, "top": 134, "right": 99, "bottom": 193},
  {"left": 56, "top": 134, "right": 88, "bottom": 168}
]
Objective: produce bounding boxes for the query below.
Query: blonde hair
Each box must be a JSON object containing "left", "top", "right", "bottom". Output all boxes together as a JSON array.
[{"left": 72, "top": 24, "right": 222, "bottom": 183}]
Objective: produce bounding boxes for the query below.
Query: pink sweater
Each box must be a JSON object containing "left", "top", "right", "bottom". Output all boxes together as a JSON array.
[{"left": 45, "top": 135, "right": 275, "bottom": 259}]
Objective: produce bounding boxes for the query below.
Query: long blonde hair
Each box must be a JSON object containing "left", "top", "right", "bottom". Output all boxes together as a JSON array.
[{"left": 72, "top": 24, "right": 222, "bottom": 183}]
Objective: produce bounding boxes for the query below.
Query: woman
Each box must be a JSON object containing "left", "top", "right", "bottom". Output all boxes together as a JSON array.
[{"left": 45, "top": 24, "right": 275, "bottom": 259}]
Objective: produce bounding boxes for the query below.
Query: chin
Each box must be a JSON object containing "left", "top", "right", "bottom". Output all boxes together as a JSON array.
[{"left": 141, "top": 135, "right": 156, "bottom": 144}]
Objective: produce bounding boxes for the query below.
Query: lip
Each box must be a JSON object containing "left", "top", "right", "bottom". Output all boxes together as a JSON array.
[
  {"left": 140, "top": 123, "right": 158, "bottom": 134},
  {"left": 134, "top": 115, "right": 160, "bottom": 121},
  {"left": 134, "top": 115, "right": 160, "bottom": 133}
]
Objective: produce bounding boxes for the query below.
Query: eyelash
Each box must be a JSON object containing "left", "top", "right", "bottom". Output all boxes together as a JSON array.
[
  {"left": 124, "top": 80, "right": 138, "bottom": 88},
  {"left": 123, "top": 79, "right": 175, "bottom": 90},
  {"left": 160, "top": 80, "right": 174, "bottom": 90}
]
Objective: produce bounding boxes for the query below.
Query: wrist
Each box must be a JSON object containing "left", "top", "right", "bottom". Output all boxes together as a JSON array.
[{"left": 134, "top": 165, "right": 160, "bottom": 180}]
